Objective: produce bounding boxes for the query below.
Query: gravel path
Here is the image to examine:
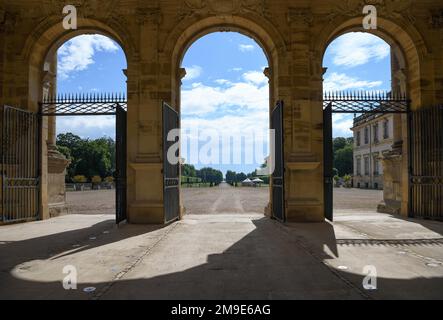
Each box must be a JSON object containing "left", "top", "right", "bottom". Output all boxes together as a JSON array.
[
  {"left": 182, "top": 183, "right": 269, "bottom": 215},
  {"left": 65, "top": 185, "right": 383, "bottom": 216}
]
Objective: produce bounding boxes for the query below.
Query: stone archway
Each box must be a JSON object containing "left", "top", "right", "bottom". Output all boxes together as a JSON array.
[
  {"left": 165, "top": 15, "right": 285, "bottom": 110},
  {"left": 23, "top": 18, "right": 133, "bottom": 220},
  {"left": 166, "top": 15, "right": 284, "bottom": 220},
  {"left": 317, "top": 16, "right": 428, "bottom": 218}
]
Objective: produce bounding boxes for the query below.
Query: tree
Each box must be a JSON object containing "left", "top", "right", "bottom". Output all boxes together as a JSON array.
[
  {"left": 334, "top": 145, "right": 353, "bottom": 176},
  {"left": 333, "top": 137, "right": 348, "bottom": 153},
  {"left": 75, "top": 139, "right": 113, "bottom": 178},
  {"left": 56, "top": 133, "right": 116, "bottom": 182},
  {"left": 182, "top": 164, "right": 197, "bottom": 178},
  {"left": 332, "top": 137, "right": 354, "bottom": 177},
  {"left": 226, "top": 170, "right": 237, "bottom": 185},
  {"left": 197, "top": 167, "right": 223, "bottom": 185},
  {"left": 236, "top": 172, "right": 247, "bottom": 183}
]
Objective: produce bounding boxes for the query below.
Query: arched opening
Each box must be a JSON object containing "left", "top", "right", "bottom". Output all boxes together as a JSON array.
[
  {"left": 178, "top": 31, "right": 272, "bottom": 217},
  {"left": 322, "top": 31, "right": 410, "bottom": 221},
  {"left": 41, "top": 33, "right": 127, "bottom": 220}
]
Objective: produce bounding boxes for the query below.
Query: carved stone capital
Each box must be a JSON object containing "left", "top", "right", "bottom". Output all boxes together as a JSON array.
[
  {"left": 179, "top": 68, "right": 187, "bottom": 81},
  {"left": 263, "top": 67, "right": 271, "bottom": 80}
]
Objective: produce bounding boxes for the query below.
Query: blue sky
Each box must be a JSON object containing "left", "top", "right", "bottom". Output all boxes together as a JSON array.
[{"left": 56, "top": 32, "right": 391, "bottom": 174}]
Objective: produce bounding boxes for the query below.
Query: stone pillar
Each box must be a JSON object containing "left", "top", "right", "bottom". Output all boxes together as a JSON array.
[
  {"left": 379, "top": 45, "right": 409, "bottom": 216},
  {"left": 126, "top": 6, "right": 166, "bottom": 224},
  {"left": 284, "top": 8, "right": 324, "bottom": 222},
  {"left": 378, "top": 150, "right": 402, "bottom": 215},
  {"left": 44, "top": 53, "right": 71, "bottom": 217}
]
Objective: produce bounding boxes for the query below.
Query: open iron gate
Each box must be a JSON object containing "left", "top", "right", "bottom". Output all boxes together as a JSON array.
[
  {"left": 115, "top": 104, "right": 127, "bottom": 224},
  {"left": 40, "top": 94, "right": 128, "bottom": 224},
  {"left": 163, "top": 102, "right": 180, "bottom": 224},
  {"left": 323, "top": 103, "right": 334, "bottom": 222},
  {"left": 410, "top": 105, "right": 443, "bottom": 220},
  {"left": 1, "top": 106, "right": 40, "bottom": 223},
  {"left": 271, "top": 101, "right": 285, "bottom": 222}
]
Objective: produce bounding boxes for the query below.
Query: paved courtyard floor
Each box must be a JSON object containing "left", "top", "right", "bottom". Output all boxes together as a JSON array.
[{"left": 1, "top": 185, "right": 442, "bottom": 300}]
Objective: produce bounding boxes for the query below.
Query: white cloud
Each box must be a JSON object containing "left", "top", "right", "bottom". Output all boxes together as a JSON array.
[
  {"left": 57, "top": 116, "right": 116, "bottom": 139},
  {"left": 183, "top": 65, "right": 203, "bottom": 81},
  {"left": 214, "top": 79, "right": 231, "bottom": 85},
  {"left": 181, "top": 111, "right": 270, "bottom": 166},
  {"left": 58, "top": 35, "right": 119, "bottom": 80},
  {"left": 239, "top": 44, "right": 255, "bottom": 52},
  {"left": 329, "top": 32, "right": 390, "bottom": 68},
  {"left": 333, "top": 114, "right": 354, "bottom": 137},
  {"left": 243, "top": 71, "right": 268, "bottom": 86},
  {"left": 181, "top": 70, "right": 269, "bottom": 116},
  {"left": 324, "top": 72, "right": 383, "bottom": 92},
  {"left": 229, "top": 67, "right": 243, "bottom": 72}
]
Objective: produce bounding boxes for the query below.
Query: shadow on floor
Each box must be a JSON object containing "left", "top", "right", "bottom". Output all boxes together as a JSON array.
[
  {"left": 0, "top": 217, "right": 442, "bottom": 300},
  {"left": 0, "top": 218, "right": 167, "bottom": 270}
]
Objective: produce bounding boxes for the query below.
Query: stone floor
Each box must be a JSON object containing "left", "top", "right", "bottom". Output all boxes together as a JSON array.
[{"left": 1, "top": 186, "right": 442, "bottom": 300}]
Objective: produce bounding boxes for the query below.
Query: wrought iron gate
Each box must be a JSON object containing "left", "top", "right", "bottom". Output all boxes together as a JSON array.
[
  {"left": 323, "top": 103, "right": 334, "bottom": 222},
  {"left": 410, "top": 105, "right": 443, "bottom": 220},
  {"left": 271, "top": 101, "right": 285, "bottom": 222},
  {"left": 115, "top": 104, "right": 127, "bottom": 224},
  {"left": 40, "top": 93, "right": 127, "bottom": 224},
  {"left": 1, "top": 106, "right": 40, "bottom": 223},
  {"left": 162, "top": 102, "right": 180, "bottom": 224},
  {"left": 323, "top": 92, "right": 410, "bottom": 222}
]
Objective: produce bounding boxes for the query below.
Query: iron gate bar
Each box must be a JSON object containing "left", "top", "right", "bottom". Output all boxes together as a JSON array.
[
  {"left": 115, "top": 104, "right": 127, "bottom": 224},
  {"left": 40, "top": 93, "right": 127, "bottom": 116},
  {"left": 323, "top": 103, "right": 333, "bottom": 222},
  {"left": 410, "top": 105, "right": 443, "bottom": 220},
  {"left": 271, "top": 100, "right": 285, "bottom": 222},
  {"left": 1, "top": 105, "right": 40, "bottom": 223},
  {"left": 323, "top": 91, "right": 410, "bottom": 114},
  {"left": 162, "top": 102, "right": 180, "bottom": 224}
]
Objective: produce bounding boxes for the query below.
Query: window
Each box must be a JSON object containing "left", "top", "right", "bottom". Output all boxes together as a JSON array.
[
  {"left": 364, "top": 157, "right": 370, "bottom": 176},
  {"left": 356, "top": 158, "right": 362, "bottom": 176},
  {"left": 384, "top": 120, "right": 389, "bottom": 139},
  {"left": 373, "top": 123, "right": 379, "bottom": 143},
  {"left": 356, "top": 131, "right": 361, "bottom": 147},
  {"left": 374, "top": 157, "right": 380, "bottom": 175},
  {"left": 364, "top": 127, "right": 369, "bottom": 144}
]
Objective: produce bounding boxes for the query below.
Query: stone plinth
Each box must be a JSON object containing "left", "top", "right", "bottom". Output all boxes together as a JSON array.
[
  {"left": 378, "top": 148, "right": 403, "bottom": 215},
  {"left": 48, "top": 147, "right": 70, "bottom": 217}
]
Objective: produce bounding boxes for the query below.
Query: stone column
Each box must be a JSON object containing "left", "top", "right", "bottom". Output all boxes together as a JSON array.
[
  {"left": 284, "top": 8, "right": 324, "bottom": 222},
  {"left": 379, "top": 46, "right": 408, "bottom": 216},
  {"left": 126, "top": 6, "right": 166, "bottom": 224},
  {"left": 44, "top": 53, "right": 70, "bottom": 217}
]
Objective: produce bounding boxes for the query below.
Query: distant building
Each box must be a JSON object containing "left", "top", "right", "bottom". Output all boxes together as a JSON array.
[{"left": 352, "top": 113, "right": 395, "bottom": 190}]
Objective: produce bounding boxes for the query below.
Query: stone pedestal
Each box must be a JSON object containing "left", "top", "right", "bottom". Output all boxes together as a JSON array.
[
  {"left": 48, "top": 146, "right": 70, "bottom": 217},
  {"left": 286, "top": 158, "right": 323, "bottom": 222},
  {"left": 378, "top": 146, "right": 403, "bottom": 215}
]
